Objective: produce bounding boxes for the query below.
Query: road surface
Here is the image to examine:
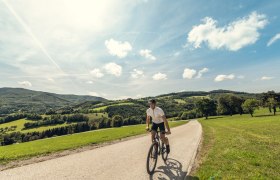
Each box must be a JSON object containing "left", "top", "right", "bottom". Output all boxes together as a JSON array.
[{"left": 0, "top": 120, "right": 202, "bottom": 180}]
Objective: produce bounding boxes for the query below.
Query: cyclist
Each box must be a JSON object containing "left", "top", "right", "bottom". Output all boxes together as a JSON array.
[{"left": 146, "top": 99, "right": 171, "bottom": 153}]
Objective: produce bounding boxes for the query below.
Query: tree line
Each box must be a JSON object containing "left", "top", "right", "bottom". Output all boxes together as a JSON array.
[
  {"left": 0, "top": 114, "right": 146, "bottom": 146},
  {"left": 0, "top": 113, "right": 45, "bottom": 124},
  {"left": 23, "top": 114, "right": 89, "bottom": 129},
  {"left": 195, "top": 92, "right": 279, "bottom": 119},
  {"left": 1, "top": 122, "right": 92, "bottom": 145},
  {"left": 0, "top": 113, "right": 27, "bottom": 124}
]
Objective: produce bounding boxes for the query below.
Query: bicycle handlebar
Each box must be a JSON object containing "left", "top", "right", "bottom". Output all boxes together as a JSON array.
[{"left": 147, "top": 129, "right": 170, "bottom": 134}]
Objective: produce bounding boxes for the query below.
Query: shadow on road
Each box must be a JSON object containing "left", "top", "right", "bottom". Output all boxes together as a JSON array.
[
  {"left": 254, "top": 114, "right": 280, "bottom": 118},
  {"left": 149, "top": 158, "right": 199, "bottom": 180},
  {"left": 206, "top": 116, "right": 224, "bottom": 120}
]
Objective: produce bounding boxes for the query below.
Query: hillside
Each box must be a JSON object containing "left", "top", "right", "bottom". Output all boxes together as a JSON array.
[
  {"left": 155, "top": 89, "right": 258, "bottom": 99},
  {"left": 0, "top": 87, "right": 107, "bottom": 114},
  {"left": 72, "top": 89, "right": 261, "bottom": 121},
  {"left": 0, "top": 87, "right": 263, "bottom": 115}
]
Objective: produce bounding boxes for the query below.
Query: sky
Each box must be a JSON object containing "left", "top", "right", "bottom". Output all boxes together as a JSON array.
[{"left": 0, "top": 0, "right": 279, "bottom": 100}]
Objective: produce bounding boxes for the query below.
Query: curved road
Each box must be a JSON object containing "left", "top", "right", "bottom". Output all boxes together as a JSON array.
[{"left": 0, "top": 120, "right": 202, "bottom": 180}]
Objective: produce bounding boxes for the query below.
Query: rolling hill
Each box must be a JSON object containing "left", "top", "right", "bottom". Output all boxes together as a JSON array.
[
  {"left": 0, "top": 87, "right": 262, "bottom": 115},
  {"left": 0, "top": 87, "right": 107, "bottom": 114}
]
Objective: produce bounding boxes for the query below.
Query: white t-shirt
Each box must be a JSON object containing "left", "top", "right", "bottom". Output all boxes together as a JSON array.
[{"left": 146, "top": 106, "right": 165, "bottom": 124}]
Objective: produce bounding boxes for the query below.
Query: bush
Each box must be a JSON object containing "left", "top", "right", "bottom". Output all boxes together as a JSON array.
[
  {"left": 180, "top": 110, "right": 198, "bottom": 120},
  {"left": 26, "top": 113, "right": 42, "bottom": 120},
  {"left": 242, "top": 99, "right": 259, "bottom": 117},
  {"left": 111, "top": 115, "right": 123, "bottom": 127},
  {"left": 45, "top": 109, "right": 56, "bottom": 115},
  {"left": 0, "top": 113, "right": 27, "bottom": 124},
  {"left": 66, "top": 114, "right": 89, "bottom": 123}
]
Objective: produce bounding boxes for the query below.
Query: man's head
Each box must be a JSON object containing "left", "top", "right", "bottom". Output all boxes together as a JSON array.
[{"left": 148, "top": 99, "right": 156, "bottom": 109}]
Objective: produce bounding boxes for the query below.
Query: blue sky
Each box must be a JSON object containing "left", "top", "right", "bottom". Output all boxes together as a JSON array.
[{"left": 0, "top": 0, "right": 279, "bottom": 99}]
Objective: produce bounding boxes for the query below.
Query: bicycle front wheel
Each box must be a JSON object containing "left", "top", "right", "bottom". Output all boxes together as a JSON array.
[
  {"left": 146, "top": 142, "right": 158, "bottom": 175},
  {"left": 161, "top": 143, "right": 168, "bottom": 161}
]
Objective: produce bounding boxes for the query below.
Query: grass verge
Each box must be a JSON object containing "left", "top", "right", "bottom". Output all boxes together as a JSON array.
[{"left": 194, "top": 110, "right": 280, "bottom": 179}]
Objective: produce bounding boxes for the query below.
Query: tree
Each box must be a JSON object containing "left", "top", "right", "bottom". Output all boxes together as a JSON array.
[
  {"left": 0, "top": 113, "right": 27, "bottom": 124},
  {"left": 267, "top": 98, "right": 278, "bottom": 115},
  {"left": 217, "top": 94, "right": 244, "bottom": 115},
  {"left": 111, "top": 115, "right": 123, "bottom": 127},
  {"left": 196, "top": 98, "right": 217, "bottom": 119},
  {"left": 26, "top": 113, "right": 42, "bottom": 120},
  {"left": 261, "top": 91, "right": 280, "bottom": 113},
  {"left": 242, "top": 99, "right": 259, "bottom": 117},
  {"left": 45, "top": 108, "right": 56, "bottom": 115},
  {"left": 180, "top": 110, "right": 198, "bottom": 120}
]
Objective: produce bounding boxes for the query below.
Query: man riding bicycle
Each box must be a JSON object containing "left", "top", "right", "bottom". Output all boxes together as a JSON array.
[{"left": 146, "top": 99, "right": 171, "bottom": 154}]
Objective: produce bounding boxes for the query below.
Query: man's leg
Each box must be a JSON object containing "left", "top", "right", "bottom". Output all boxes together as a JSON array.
[
  {"left": 160, "top": 133, "right": 170, "bottom": 153},
  {"left": 159, "top": 122, "right": 170, "bottom": 153},
  {"left": 150, "top": 123, "right": 157, "bottom": 143},
  {"left": 151, "top": 130, "right": 156, "bottom": 142},
  {"left": 160, "top": 133, "right": 169, "bottom": 145}
]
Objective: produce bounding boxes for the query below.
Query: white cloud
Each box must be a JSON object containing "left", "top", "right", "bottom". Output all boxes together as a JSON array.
[
  {"left": 0, "top": 0, "right": 160, "bottom": 95},
  {"left": 136, "top": 94, "right": 143, "bottom": 98},
  {"left": 89, "top": 91, "right": 107, "bottom": 98},
  {"left": 261, "top": 76, "right": 274, "bottom": 80},
  {"left": 183, "top": 68, "right": 197, "bottom": 79},
  {"left": 104, "top": 62, "right": 122, "bottom": 77},
  {"left": 112, "top": 94, "right": 144, "bottom": 100},
  {"left": 113, "top": 95, "right": 131, "bottom": 100},
  {"left": 131, "top": 69, "right": 144, "bottom": 79},
  {"left": 105, "top": 39, "right": 132, "bottom": 58},
  {"left": 90, "top": 68, "right": 104, "bottom": 78},
  {"left": 47, "top": 77, "right": 55, "bottom": 82},
  {"left": 267, "top": 33, "right": 280, "bottom": 46},
  {"left": 152, "top": 72, "right": 167, "bottom": 80},
  {"left": 237, "top": 75, "right": 245, "bottom": 79},
  {"left": 214, "top": 74, "right": 235, "bottom": 82},
  {"left": 16, "top": 50, "right": 37, "bottom": 62},
  {"left": 139, "top": 49, "right": 156, "bottom": 60},
  {"left": 173, "top": 51, "right": 180, "bottom": 57},
  {"left": 18, "top": 81, "right": 32, "bottom": 87},
  {"left": 89, "top": 91, "right": 99, "bottom": 96},
  {"left": 196, "top": 68, "right": 209, "bottom": 78},
  {"left": 86, "top": 81, "right": 93, "bottom": 84},
  {"left": 187, "top": 12, "right": 268, "bottom": 51}
]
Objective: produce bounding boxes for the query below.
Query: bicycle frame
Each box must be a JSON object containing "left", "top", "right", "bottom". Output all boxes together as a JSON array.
[{"left": 151, "top": 130, "right": 165, "bottom": 155}]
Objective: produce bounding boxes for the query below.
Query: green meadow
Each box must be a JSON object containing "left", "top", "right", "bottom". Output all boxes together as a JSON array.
[
  {"left": 0, "top": 118, "right": 75, "bottom": 133},
  {"left": 0, "top": 113, "right": 110, "bottom": 134},
  {"left": 91, "top": 103, "right": 135, "bottom": 111},
  {"left": 195, "top": 109, "right": 280, "bottom": 179}
]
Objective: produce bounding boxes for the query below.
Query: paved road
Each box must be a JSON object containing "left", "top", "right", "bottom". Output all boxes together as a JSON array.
[{"left": 0, "top": 120, "right": 202, "bottom": 180}]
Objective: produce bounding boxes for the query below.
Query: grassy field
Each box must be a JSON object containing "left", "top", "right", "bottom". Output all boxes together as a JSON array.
[
  {"left": 174, "top": 99, "right": 187, "bottom": 104},
  {"left": 0, "top": 120, "right": 187, "bottom": 164},
  {"left": 0, "top": 119, "right": 75, "bottom": 133},
  {"left": 91, "top": 102, "right": 134, "bottom": 111},
  {"left": 187, "top": 95, "right": 209, "bottom": 99},
  {"left": 0, "top": 119, "right": 32, "bottom": 132},
  {"left": 195, "top": 108, "right": 280, "bottom": 179},
  {"left": 0, "top": 113, "right": 109, "bottom": 133},
  {"left": 22, "top": 123, "right": 75, "bottom": 133},
  {"left": 87, "top": 112, "right": 108, "bottom": 120}
]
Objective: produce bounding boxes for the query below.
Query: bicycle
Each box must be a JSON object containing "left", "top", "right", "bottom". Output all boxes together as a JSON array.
[{"left": 146, "top": 129, "right": 169, "bottom": 175}]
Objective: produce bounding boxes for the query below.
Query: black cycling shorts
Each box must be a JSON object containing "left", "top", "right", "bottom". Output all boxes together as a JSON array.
[{"left": 151, "top": 122, "right": 165, "bottom": 134}]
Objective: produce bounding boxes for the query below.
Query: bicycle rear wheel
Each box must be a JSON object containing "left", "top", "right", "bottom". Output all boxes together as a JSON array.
[{"left": 146, "top": 142, "right": 158, "bottom": 175}]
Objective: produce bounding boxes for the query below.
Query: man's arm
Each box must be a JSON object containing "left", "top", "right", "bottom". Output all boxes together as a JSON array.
[
  {"left": 146, "top": 114, "right": 150, "bottom": 130},
  {"left": 162, "top": 115, "right": 171, "bottom": 134}
]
